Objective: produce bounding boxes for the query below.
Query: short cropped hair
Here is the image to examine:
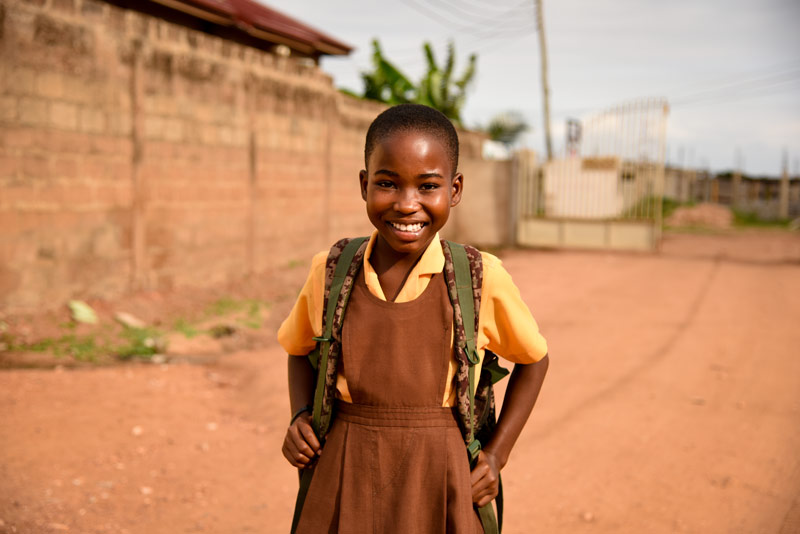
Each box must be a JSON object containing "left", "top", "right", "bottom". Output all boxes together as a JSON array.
[{"left": 364, "top": 104, "right": 459, "bottom": 174}]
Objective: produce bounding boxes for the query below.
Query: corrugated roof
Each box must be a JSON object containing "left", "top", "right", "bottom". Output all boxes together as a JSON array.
[{"left": 152, "top": 0, "right": 352, "bottom": 56}]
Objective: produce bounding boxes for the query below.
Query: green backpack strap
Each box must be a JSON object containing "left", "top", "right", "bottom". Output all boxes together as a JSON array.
[
  {"left": 449, "top": 242, "right": 502, "bottom": 534},
  {"left": 291, "top": 236, "right": 367, "bottom": 534},
  {"left": 310, "top": 236, "right": 367, "bottom": 438},
  {"left": 449, "top": 242, "right": 480, "bottom": 438}
]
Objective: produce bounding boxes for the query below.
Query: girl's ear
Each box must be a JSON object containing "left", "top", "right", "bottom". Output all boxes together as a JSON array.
[
  {"left": 450, "top": 173, "right": 464, "bottom": 207},
  {"left": 359, "top": 170, "right": 368, "bottom": 201}
]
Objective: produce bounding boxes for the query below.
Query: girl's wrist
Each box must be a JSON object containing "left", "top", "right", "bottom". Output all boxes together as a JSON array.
[
  {"left": 483, "top": 442, "right": 509, "bottom": 470},
  {"left": 290, "top": 404, "right": 312, "bottom": 425}
]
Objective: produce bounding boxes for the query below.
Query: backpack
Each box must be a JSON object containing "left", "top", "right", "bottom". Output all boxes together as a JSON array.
[{"left": 291, "top": 237, "right": 510, "bottom": 534}]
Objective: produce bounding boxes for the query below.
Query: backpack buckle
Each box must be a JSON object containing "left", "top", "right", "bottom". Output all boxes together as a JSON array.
[
  {"left": 465, "top": 341, "right": 480, "bottom": 365},
  {"left": 467, "top": 438, "right": 482, "bottom": 465}
]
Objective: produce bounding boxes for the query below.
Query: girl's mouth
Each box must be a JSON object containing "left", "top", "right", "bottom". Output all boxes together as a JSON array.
[{"left": 389, "top": 221, "right": 425, "bottom": 234}]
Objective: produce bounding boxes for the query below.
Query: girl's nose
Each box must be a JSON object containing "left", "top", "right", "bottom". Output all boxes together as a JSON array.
[{"left": 394, "top": 188, "right": 420, "bottom": 213}]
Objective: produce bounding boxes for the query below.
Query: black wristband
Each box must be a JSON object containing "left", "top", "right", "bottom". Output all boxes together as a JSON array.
[{"left": 290, "top": 404, "right": 312, "bottom": 425}]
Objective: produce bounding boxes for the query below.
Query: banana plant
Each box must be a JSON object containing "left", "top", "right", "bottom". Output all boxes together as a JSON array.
[
  {"left": 416, "top": 42, "right": 476, "bottom": 126},
  {"left": 361, "top": 40, "right": 415, "bottom": 105},
  {"left": 356, "top": 39, "right": 477, "bottom": 126}
]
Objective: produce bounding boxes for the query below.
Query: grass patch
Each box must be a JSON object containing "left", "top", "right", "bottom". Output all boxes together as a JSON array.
[
  {"left": 204, "top": 297, "right": 269, "bottom": 329},
  {"left": 205, "top": 297, "right": 267, "bottom": 316},
  {"left": 242, "top": 299, "right": 270, "bottom": 329},
  {"left": 173, "top": 318, "right": 200, "bottom": 338},
  {"left": 114, "top": 326, "right": 164, "bottom": 360},
  {"left": 4, "top": 294, "right": 274, "bottom": 366},
  {"left": 61, "top": 334, "right": 102, "bottom": 361},
  {"left": 17, "top": 331, "right": 107, "bottom": 361},
  {"left": 620, "top": 196, "right": 694, "bottom": 220},
  {"left": 237, "top": 316, "right": 262, "bottom": 330},
  {"left": 205, "top": 297, "right": 243, "bottom": 317},
  {"left": 8, "top": 324, "right": 165, "bottom": 362},
  {"left": 732, "top": 209, "right": 791, "bottom": 229}
]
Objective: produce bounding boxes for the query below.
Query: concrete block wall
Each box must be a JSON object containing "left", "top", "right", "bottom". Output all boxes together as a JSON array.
[
  {"left": 0, "top": 0, "right": 506, "bottom": 313},
  {"left": 445, "top": 157, "right": 513, "bottom": 247},
  {"left": 1, "top": 0, "right": 137, "bottom": 309}
]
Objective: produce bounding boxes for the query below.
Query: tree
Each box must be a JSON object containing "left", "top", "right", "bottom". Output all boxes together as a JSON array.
[
  {"left": 356, "top": 39, "right": 477, "bottom": 126},
  {"left": 485, "top": 111, "right": 529, "bottom": 146}
]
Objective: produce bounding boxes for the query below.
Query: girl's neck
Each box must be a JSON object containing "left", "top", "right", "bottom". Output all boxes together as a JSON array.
[{"left": 370, "top": 236, "right": 432, "bottom": 302}]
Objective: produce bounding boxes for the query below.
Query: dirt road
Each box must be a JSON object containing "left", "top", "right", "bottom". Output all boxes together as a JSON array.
[{"left": 2, "top": 230, "right": 799, "bottom": 533}]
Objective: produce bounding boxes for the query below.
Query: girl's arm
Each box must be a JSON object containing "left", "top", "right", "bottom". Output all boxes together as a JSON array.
[
  {"left": 470, "top": 354, "right": 549, "bottom": 506},
  {"left": 282, "top": 355, "right": 322, "bottom": 468}
]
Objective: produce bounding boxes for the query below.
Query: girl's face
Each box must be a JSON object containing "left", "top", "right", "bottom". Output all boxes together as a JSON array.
[{"left": 360, "top": 130, "right": 463, "bottom": 260}]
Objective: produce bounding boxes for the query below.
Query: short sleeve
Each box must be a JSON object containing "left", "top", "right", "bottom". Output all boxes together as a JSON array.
[
  {"left": 477, "top": 252, "right": 548, "bottom": 363},
  {"left": 277, "top": 250, "right": 327, "bottom": 356}
]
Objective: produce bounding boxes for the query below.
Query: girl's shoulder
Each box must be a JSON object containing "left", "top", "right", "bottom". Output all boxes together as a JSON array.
[
  {"left": 310, "top": 249, "right": 329, "bottom": 270},
  {"left": 478, "top": 250, "right": 503, "bottom": 269},
  {"left": 477, "top": 249, "right": 510, "bottom": 280},
  {"left": 475, "top": 250, "right": 520, "bottom": 294},
  {"left": 308, "top": 235, "right": 369, "bottom": 289}
]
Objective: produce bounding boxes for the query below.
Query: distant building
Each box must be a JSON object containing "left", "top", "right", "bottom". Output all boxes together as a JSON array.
[{"left": 664, "top": 167, "right": 800, "bottom": 220}]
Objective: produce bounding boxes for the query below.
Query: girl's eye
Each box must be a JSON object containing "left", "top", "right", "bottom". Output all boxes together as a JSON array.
[
  {"left": 420, "top": 182, "right": 439, "bottom": 191},
  {"left": 376, "top": 180, "right": 395, "bottom": 189}
]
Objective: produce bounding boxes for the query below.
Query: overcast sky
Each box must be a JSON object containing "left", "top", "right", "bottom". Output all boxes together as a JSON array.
[{"left": 266, "top": 0, "right": 799, "bottom": 176}]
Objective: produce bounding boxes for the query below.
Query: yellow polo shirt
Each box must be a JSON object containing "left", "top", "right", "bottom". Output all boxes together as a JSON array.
[{"left": 277, "top": 231, "right": 548, "bottom": 407}]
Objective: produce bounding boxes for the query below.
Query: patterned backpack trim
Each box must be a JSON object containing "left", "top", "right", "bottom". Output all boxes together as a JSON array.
[
  {"left": 441, "top": 240, "right": 485, "bottom": 442},
  {"left": 314, "top": 237, "right": 369, "bottom": 440}
]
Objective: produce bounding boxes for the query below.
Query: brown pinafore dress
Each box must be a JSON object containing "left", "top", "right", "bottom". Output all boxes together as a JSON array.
[{"left": 295, "top": 270, "right": 483, "bottom": 534}]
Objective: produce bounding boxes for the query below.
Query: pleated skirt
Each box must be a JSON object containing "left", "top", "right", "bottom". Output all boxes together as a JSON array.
[{"left": 295, "top": 402, "right": 483, "bottom": 534}]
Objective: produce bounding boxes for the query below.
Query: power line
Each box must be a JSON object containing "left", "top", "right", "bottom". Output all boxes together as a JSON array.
[
  {"left": 672, "top": 70, "right": 800, "bottom": 106},
  {"left": 671, "top": 67, "right": 800, "bottom": 102},
  {"left": 544, "top": 63, "right": 800, "bottom": 118},
  {"left": 438, "top": 0, "right": 528, "bottom": 11},
  {"left": 401, "top": 0, "right": 534, "bottom": 38},
  {"left": 464, "top": 22, "right": 535, "bottom": 43},
  {"left": 373, "top": 22, "right": 536, "bottom": 71},
  {"left": 343, "top": 0, "right": 537, "bottom": 74},
  {"left": 674, "top": 82, "right": 800, "bottom": 108},
  {"left": 662, "top": 59, "right": 800, "bottom": 100},
  {"left": 426, "top": 0, "right": 531, "bottom": 23}
]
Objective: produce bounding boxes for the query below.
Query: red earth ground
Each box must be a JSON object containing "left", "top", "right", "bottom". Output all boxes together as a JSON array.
[{"left": 1, "top": 230, "right": 799, "bottom": 534}]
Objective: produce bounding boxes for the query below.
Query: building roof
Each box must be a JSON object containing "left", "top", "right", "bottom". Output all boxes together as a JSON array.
[{"left": 149, "top": 0, "right": 352, "bottom": 57}]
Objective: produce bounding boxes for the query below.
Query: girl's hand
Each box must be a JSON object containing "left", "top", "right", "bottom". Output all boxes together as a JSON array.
[
  {"left": 282, "top": 412, "right": 322, "bottom": 468},
  {"left": 470, "top": 450, "right": 501, "bottom": 507}
]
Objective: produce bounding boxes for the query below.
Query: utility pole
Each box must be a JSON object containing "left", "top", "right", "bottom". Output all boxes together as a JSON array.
[
  {"left": 779, "top": 149, "right": 789, "bottom": 220},
  {"left": 534, "top": 0, "right": 553, "bottom": 162},
  {"left": 688, "top": 148, "right": 697, "bottom": 203},
  {"left": 732, "top": 148, "right": 742, "bottom": 208},
  {"left": 677, "top": 146, "right": 687, "bottom": 202}
]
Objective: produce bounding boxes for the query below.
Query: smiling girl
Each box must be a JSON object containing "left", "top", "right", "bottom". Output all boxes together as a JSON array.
[{"left": 278, "top": 104, "right": 549, "bottom": 533}]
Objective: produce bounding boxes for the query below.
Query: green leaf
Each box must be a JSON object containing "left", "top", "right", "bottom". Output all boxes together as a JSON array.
[
  {"left": 423, "top": 42, "right": 437, "bottom": 72},
  {"left": 68, "top": 300, "right": 98, "bottom": 324}
]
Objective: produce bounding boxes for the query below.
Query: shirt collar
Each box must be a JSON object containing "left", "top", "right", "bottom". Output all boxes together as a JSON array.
[
  {"left": 363, "top": 230, "right": 445, "bottom": 299},
  {"left": 364, "top": 230, "right": 444, "bottom": 273}
]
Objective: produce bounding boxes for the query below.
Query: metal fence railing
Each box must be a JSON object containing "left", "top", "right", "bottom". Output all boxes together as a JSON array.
[{"left": 516, "top": 98, "right": 670, "bottom": 251}]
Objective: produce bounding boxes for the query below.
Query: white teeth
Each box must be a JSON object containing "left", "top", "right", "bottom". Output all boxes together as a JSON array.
[{"left": 391, "top": 222, "right": 423, "bottom": 232}]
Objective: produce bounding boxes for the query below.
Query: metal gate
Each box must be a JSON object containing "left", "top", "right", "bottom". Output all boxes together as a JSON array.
[{"left": 516, "top": 98, "right": 669, "bottom": 251}]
